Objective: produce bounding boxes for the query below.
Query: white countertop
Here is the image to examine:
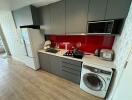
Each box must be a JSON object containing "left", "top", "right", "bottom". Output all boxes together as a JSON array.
[
  {"left": 82, "top": 54, "right": 116, "bottom": 71},
  {"left": 38, "top": 49, "right": 116, "bottom": 70},
  {"left": 38, "top": 49, "right": 83, "bottom": 62}
]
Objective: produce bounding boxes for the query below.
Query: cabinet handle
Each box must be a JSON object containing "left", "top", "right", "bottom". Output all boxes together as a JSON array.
[
  {"left": 62, "top": 69, "right": 80, "bottom": 76},
  {"left": 124, "top": 61, "right": 128, "bottom": 69},
  {"left": 62, "top": 65, "right": 81, "bottom": 72}
]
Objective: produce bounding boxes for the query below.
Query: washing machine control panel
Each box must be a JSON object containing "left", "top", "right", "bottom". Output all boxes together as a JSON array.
[{"left": 84, "top": 65, "right": 112, "bottom": 75}]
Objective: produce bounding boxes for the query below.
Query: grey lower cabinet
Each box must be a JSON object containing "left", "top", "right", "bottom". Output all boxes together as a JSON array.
[
  {"left": 38, "top": 52, "right": 82, "bottom": 84},
  {"left": 105, "top": 0, "right": 131, "bottom": 19},
  {"left": 38, "top": 53, "right": 51, "bottom": 72},
  {"left": 50, "top": 55, "right": 62, "bottom": 76},
  {"left": 38, "top": 52, "right": 62, "bottom": 76},
  {"left": 61, "top": 58, "right": 82, "bottom": 84},
  {"left": 66, "top": 0, "right": 89, "bottom": 33},
  {"left": 88, "top": 0, "right": 107, "bottom": 21}
]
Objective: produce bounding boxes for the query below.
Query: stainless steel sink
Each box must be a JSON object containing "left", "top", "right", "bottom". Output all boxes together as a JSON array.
[{"left": 45, "top": 48, "right": 59, "bottom": 53}]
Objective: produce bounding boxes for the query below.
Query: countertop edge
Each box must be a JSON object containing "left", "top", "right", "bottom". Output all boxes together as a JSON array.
[{"left": 38, "top": 49, "right": 116, "bottom": 70}]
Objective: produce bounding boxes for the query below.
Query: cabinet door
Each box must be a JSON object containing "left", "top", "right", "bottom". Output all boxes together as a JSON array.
[
  {"left": 105, "top": 0, "right": 131, "bottom": 19},
  {"left": 38, "top": 53, "right": 51, "bottom": 72},
  {"left": 50, "top": 0, "right": 65, "bottom": 34},
  {"left": 12, "top": 6, "right": 33, "bottom": 28},
  {"left": 66, "top": 0, "right": 89, "bottom": 33},
  {"left": 61, "top": 58, "right": 82, "bottom": 84},
  {"left": 50, "top": 56, "right": 62, "bottom": 76},
  {"left": 39, "top": 5, "right": 51, "bottom": 34},
  {"left": 88, "top": 0, "right": 107, "bottom": 21}
]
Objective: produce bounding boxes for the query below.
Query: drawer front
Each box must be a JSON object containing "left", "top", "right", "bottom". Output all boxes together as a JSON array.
[
  {"left": 61, "top": 69, "right": 81, "bottom": 84},
  {"left": 62, "top": 62, "right": 82, "bottom": 72},
  {"left": 61, "top": 65, "right": 81, "bottom": 76},
  {"left": 62, "top": 58, "right": 82, "bottom": 66}
]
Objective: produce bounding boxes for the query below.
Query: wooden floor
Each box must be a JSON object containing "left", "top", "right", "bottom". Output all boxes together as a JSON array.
[{"left": 0, "top": 57, "right": 102, "bottom": 100}]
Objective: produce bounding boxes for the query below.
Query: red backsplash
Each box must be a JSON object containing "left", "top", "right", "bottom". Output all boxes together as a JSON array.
[{"left": 46, "top": 35, "right": 115, "bottom": 53}]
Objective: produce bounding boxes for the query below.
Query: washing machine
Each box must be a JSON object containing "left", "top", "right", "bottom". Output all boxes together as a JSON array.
[{"left": 80, "top": 64, "right": 113, "bottom": 98}]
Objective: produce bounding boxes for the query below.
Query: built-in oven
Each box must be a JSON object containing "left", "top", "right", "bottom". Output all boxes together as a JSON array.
[{"left": 87, "top": 19, "right": 124, "bottom": 34}]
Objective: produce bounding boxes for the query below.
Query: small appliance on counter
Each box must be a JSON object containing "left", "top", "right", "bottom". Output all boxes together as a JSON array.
[
  {"left": 94, "top": 49, "right": 114, "bottom": 61},
  {"left": 63, "top": 49, "right": 84, "bottom": 59},
  {"left": 43, "top": 40, "right": 51, "bottom": 50},
  {"left": 73, "top": 48, "right": 84, "bottom": 59},
  {"left": 100, "top": 49, "right": 114, "bottom": 61}
]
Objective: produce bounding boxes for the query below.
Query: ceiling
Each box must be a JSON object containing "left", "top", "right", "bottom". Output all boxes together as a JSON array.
[{"left": 0, "top": 0, "right": 61, "bottom": 10}]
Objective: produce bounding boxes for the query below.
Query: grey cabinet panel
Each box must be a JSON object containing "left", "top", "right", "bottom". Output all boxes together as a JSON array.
[
  {"left": 31, "top": 6, "right": 40, "bottom": 25},
  {"left": 61, "top": 58, "right": 82, "bottom": 84},
  {"left": 38, "top": 52, "right": 82, "bottom": 84},
  {"left": 39, "top": 5, "right": 51, "bottom": 34},
  {"left": 38, "top": 53, "right": 51, "bottom": 72},
  {"left": 61, "top": 69, "right": 81, "bottom": 84},
  {"left": 66, "top": 0, "right": 89, "bottom": 33},
  {"left": 12, "top": 5, "right": 39, "bottom": 28},
  {"left": 50, "top": 56, "right": 62, "bottom": 76},
  {"left": 50, "top": 0, "right": 65, "bottom": 34},
  {"left": 13, "top": 6, "right": 33, "bottom": 28},
  {"left": 61, "top": 65, "right": 81, "bottom": 76},
  {"left": 105, "top": 0, "right": 131, "bottom": 19},
  {"left": 62, "top": 62, "right": 82, "bottom": 72},
  {"left": 88, "top": 0, "right": 107, "bottom": 21},
  {"left": 62, "top": 58, "right": 82, "bottom": 66}
]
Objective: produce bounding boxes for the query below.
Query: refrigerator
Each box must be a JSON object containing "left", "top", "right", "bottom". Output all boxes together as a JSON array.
[{"left": 21, "top": 28, "right": 44, "bottom": 70}]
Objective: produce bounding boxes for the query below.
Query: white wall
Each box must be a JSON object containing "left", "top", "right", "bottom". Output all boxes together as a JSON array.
[
  {"left": 0, "top": 10, "right": 27, "bottom": 63},
  {"left": 108, "top": 2, "right": 132, "bottom": 100}
]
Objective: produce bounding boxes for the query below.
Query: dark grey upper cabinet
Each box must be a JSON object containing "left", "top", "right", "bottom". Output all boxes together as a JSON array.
[
  {"left": 105, "top": 0, "right": 131, "bottom": 19},
  {"left": 39, "top": 5, "right": 51, "bottom": 34},
  {"left": 50, "top": 0, "right": 65, "bottom": 34},
  {"left": 88, "top": 0, "right": 107, "bottom": 21},
  {"left": 66, "top": 0, "right": 89, "bottom": 33},
  {"left": 12, "top": 5, "right": 39, "bottom": 28}
]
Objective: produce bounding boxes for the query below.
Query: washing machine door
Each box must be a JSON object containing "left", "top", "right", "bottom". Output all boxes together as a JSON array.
[{"left": 83, "top": 73, "right": 106, "bottom": 91}]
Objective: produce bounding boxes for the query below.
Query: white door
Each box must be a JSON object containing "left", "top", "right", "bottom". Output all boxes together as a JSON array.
[
  {"left": 112, "top": 49, "right": 132, "bottom": 100},
  {"left": 21, "top": 28, "right": 33, "bottom": 57}
]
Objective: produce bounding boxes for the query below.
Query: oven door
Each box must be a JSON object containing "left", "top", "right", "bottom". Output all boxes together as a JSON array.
[
  {"left": 88, "top": 20, "right": 114, "bottom": 34},
  {"left": 83, "top": 73, "right": 106, "bottom": 91}
]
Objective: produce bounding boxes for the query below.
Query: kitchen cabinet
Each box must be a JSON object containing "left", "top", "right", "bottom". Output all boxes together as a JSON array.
[
  {"left": 38, "top": 52, "right": 62, "bottom": 76},
  {"left": 105, "top": 0, "right": 131, "bottom": 19},
  {"left": 50, "top": 0, "right": 65, "bottom": 34},
  {"left": 50, "top": 55, "right": 62, "bottom": 76},
  {"left": 38, "top": 53, "right": 51, "bottom": 72},
  {"left": 39, "top": 0, "right": 65, "bottom": 35},
  {"left": 88, "top": 0, "right": 107, "bottom": 21},
  {"left": 61, "top": 58, "right": 82, "bottom": 84},
  {"left": 38, "top": 52, "right": 82, "bottom": 84},
  {"left": 12, "top": 5, "right": 40, "bottom": 28},
  {"left": 39, "top": 5, "right": 51, "bottom": 34},
  {"left": 66, "top": 0, "right": 89, "bottom": 34}
]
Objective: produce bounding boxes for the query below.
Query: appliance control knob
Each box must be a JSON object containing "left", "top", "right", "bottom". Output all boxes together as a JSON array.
[
  {"left": 107, "top": 78, "right": 111, "bottom": 81},
  {"left": 94, "top": 69, "right": 99, "bottom": 73}
]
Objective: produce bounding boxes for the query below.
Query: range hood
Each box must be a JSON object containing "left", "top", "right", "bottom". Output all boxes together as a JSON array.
[{"left": 20, "top": 25, "right": 40, "bottom": 29}]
